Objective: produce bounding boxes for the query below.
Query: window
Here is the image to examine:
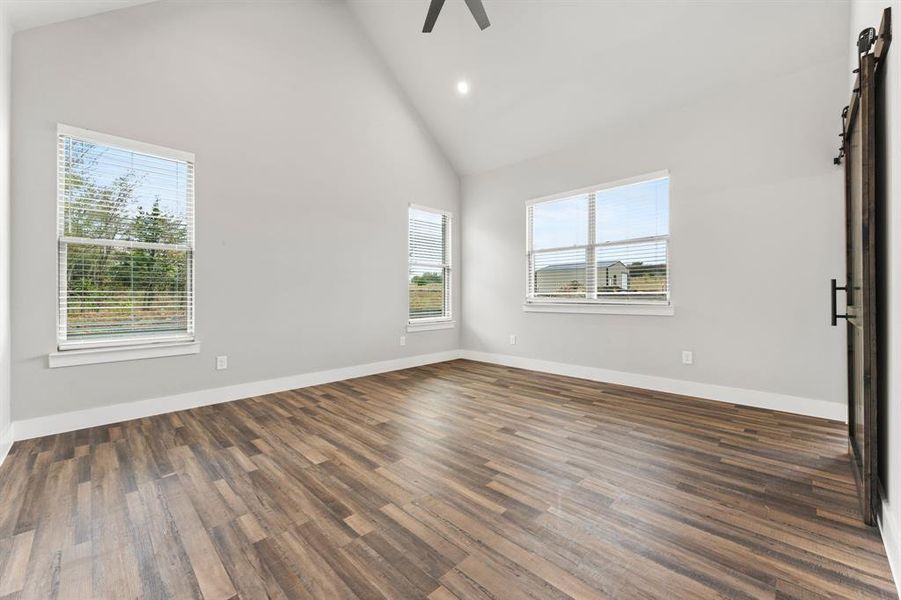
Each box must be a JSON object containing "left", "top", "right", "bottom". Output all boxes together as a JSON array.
[
  {"left": 57, "top": 125, "right": 195, "bottom": 350},
  {"left": 408, "top": 205, "right": 452, "bottom": 327},
  {"left": 526, "top": 172, "right": 670, "bottom": 310}
]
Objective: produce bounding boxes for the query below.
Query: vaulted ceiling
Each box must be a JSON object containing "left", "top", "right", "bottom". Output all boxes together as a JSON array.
[
  {"left": 3, "top": 0, "right": 156, "bottom": 32},
  {"left": 348, "top": 0, "right": 850, "bottom": 175},
  {"left": 5, "top": 1, "right": 850, "bottom": 177}
]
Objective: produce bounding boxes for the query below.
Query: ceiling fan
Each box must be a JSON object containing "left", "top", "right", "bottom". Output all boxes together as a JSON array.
[{"left": 422, "top": 0, "right": 491, "bottom": 33}]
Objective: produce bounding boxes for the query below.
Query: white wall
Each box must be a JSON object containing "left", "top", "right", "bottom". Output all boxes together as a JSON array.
[
  {"left": 10, "top": 0, "right": 460, "bottom": 422},
  {"left": 461, "top": 55, "right": 849, "bottom": 414},
  {"left": 850, "top": 0, "right": 901, "bottom": 587},
  {"left": 0, "top": 3, "right": 12, "bottom": 460}
]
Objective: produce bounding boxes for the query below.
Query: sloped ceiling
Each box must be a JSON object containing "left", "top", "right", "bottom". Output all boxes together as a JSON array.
[
  {"left": 348, "top": 0, "right": 850, "bottom": 175},
  {"left": 3, "top": 0, "right": 156, "bottom": 33},
  {"left": 5, "top": 1, "right": 851, "bottom": 176}
]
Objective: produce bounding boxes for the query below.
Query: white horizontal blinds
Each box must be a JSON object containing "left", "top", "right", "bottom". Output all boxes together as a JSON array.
[
  {"left": 527, "top": 194, "right": 590, "bottom": 299},
  {"left": 594, "top": 176, "right": 669, "bottom": 301},
  {"left": 409, "top": 206, "right": 451, "bottom": 321},
  {"left": 527, "top": 175, "right": 670, "bottom": 304},
  {"left": 58, "top": 131, "right": 195, "bottom": 348},
  {"left": 531, "top": 248, "right": 587, "bottom": 297}
]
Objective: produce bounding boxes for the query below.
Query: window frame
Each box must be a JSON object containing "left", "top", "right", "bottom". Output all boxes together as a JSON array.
[
  {"left": 55, "top": 124, "right": 197, "bottom": 353},
  {"left": 407, "top": 203, "right": 454, "bottom": 331},
  {"left": 524, "top": 170, "right": 672, "bottom": 315}
]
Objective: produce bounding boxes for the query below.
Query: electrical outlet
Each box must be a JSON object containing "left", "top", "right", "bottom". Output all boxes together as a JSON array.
[
  {"left": 681, "top": 350, "right": 693, "bottom": 365},
  {"left": 216, "top": 355, "right": 228, "bottom": 370},
  {"left": 509, "top": 334, "right": 517, "bottom": 345},
  {"left": 399, "top": 335, "right": 406, "bottom": 347}
]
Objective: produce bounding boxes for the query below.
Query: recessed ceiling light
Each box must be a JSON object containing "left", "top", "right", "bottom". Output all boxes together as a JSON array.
[{"left": 456, "top": 80, "right": 470, "bottom": 95}]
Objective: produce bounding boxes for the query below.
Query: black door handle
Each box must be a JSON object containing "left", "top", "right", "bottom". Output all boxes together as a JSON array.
[{"left": 831, "top": 278, "right": 849, "bottom": 326}]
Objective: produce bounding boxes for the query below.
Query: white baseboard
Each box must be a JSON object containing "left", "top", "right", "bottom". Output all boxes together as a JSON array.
[
  {"left": 879, "top": 503, "right": 901, "bottom": 598},
  {"left": 11, "top": 350, "right": 463, "bottom": 441},
  {"left": 0, "top": 422, "right": 11, "bottom": 467},
  {"left": 7, "top": 348, "right": 844, "bottom": 444},
  {"left": 461, "top": 350, "right": 846, "bottom": 421}
]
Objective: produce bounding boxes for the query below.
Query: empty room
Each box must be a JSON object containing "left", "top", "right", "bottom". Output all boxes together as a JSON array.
[{"left": 0, "top": 0, "right": 899, "bottom": 597}]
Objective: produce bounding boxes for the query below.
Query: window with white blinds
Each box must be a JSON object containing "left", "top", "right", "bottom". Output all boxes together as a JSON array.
[
  {"left": 57, "top": 125, "right": 195, "bottom": 350},
  {"left": 409, "top": 205, "right": 452, "bottom": 323},
  {"left": 526, "top": 172, "right": 670, "bottom": 305}
]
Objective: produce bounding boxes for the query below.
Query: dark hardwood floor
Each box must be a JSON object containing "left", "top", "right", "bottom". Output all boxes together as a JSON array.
[{"left": 0, "top": 359, "right": 895, "bottom": 599}]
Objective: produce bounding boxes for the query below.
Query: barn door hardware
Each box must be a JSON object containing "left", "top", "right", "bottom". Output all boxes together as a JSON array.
[
  {"left": 831, "top": 278, "right": 849, "bottom": 326},
  {"left": 834, "top": 22, "right": 891, "bottom": 165},
  {"left": 834, "top": 106, "right": 849, "bottom": 165},
  {"left": 858, "top": 27, "right": 877, "bottom": 67}
]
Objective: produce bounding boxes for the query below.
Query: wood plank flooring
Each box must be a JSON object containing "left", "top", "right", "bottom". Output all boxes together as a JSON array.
[{"left": 0, "top": 359, "right": 895, "bottom": 599}]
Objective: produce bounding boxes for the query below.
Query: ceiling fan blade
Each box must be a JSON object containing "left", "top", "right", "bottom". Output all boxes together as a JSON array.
[
  {"left": 463, "top": 0, "right": 490, "bottom": 30},
  {"left": 422, "top": 0, "right": 446, "bottom": 32}
]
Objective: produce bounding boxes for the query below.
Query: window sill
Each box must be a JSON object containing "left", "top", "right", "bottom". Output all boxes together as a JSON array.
[
  {"left": 407, "top": 320, "right": 456, "bottom": 332},
  {"left": 48, "top": 341, "right": 201, "bottom": 368},
  {"left": 523, "top": 302, "right": 674, "bottom": 316}
]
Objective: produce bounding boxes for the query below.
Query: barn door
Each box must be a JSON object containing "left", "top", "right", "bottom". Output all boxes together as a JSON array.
[
  {"left": 844, "top": 49, "right": 877, "bottom": 525},
  {"left": 833, "top": 11, "right": 890, "bottom": 526}
]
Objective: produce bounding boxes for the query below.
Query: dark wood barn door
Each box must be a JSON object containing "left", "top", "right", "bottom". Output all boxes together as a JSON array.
[
  {"left": 844, "top": 50, "right": 877, "bottom": 524},
  {"left": 836, "top": 11, "right": 890, "bottom": 525}
]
